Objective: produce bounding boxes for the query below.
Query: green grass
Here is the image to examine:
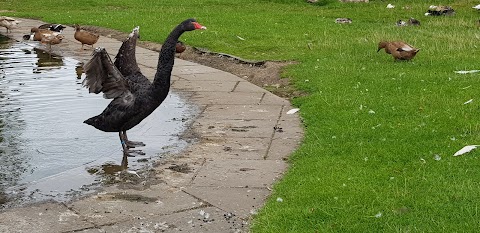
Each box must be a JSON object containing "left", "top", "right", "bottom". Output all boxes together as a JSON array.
[{"left": 2, "top": 0, "right": 480, "bottom": 231}]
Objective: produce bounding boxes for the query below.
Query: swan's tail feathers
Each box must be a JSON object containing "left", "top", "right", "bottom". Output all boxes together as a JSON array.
[
  {"left": 83, "top": 117, "right": 95, "bottom": 126},
  {"left": 128, "top": 26, "right": 140, "bottom": 39},
  {"left": 114, "top": 27, "right": 141, "bottom": 76},
  {"left": 92, "top": 47, "right": 105, "bottom": 55}
]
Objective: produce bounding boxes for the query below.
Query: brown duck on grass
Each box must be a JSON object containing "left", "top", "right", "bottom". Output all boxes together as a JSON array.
[
  {"left": 74, "top": 25, "right": 99, "bottom": 50},
  {"left": 175, "top": 41, "right": 186, "bottom": 53},
  {"left": 377, "top": 41, "right": 419, "bottom": 61},
  {"left": 0, "top": 16, "right": 21, "bottom": 33}
]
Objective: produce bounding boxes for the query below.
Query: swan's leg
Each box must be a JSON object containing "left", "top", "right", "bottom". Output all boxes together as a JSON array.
[
  {"left": 123, "top": 130, "right": 146, "bottom": 148},
  {"left": 119, "top": 131, "right": 145, "bottom": 157}
]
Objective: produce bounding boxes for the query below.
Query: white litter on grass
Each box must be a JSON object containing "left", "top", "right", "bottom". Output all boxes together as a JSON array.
[
  {"left": 236, "top": 35, "right": 246, "bottom": 41},
  {"left": 473, "top": 4, "right": 480, "bottom": 10},
  {"left": 368, "top": 109, "right": 375, "bottom": 114},
  {"left": 454, "top": 70, "right": 480, "bottom": 74},
  {"left": 386, "top": 4, "right": 395, "bottom": 8},
  {"left": 375, "top": 212, "right": 383, "bottom": 218},
  {"left": 286, "top": 108, "right": 300, "bottom": 114},
  {"left": 434, "top": 154, "right": 442, "bottom": 161},
  {"left": 276, "top": 197, "right": 283, "bottom": 202},
  {"left": 464, "top": 99, "right": 473, "bottom": 105},
  {"left": 453, "top": 145, "right": 479, "bottom": 156}
]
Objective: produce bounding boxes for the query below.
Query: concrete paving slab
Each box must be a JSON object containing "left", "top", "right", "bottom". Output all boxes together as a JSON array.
[
  {"left": 260, "top": 92, "right": 292, "bottom": 105},
  {"left": 0, "top": 202, "right": 93, "bottom": 232},
  {"left": 234, "top": 80, "right": 273, "bottom": 93},
  {"left": 189, "top": 91, "right": 264, "bottom": 105},
  {"left": 174, "top": 72, "right": 242, "bottom": 82},
  {"left": 200, "top": 104, "right": 283, "bottom": 120},
  {"left": 153, "top": 157, "right": 205, "bottom": 188},
  {"left": 97, "top": 206, "right": 247, "bottom": 233},
  {"left": 172, "top": 80, "right": 238, "bottom": 92},
  {"left": 172, "top": 65, "right": 220, "bottom": 75},
  {"left": 267, "top": 137, "right": 302, "bottom": 160},
  {"left": 193, "top": 118, "right": 277, "bottom": 138},
  {"left": 195, "top": 137, "right": 270, "bottom": 160},
  {"left": 68, "top": 186, "right": 202, "bottom": 226},
  {"left": 192, "top": 159, "right": 286, "bottom": 188},
  {"left": 185, "top": 187, "right": 270, "bottom": 218}
]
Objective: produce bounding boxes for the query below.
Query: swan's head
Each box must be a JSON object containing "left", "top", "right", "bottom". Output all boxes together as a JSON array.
[{"left": 182, "top": 18, "right": 207, "bottom": 31}]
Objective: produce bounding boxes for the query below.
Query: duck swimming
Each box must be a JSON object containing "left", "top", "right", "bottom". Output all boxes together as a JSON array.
[{"left": 82, "top": 18, "right": 206, "bottom": 158}]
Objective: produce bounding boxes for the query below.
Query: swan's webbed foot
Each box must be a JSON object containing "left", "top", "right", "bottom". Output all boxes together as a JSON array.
[
  {"left": 125, "top": 140, "right": 146, "bottom": 148},
  {"left": 119, "top": 131, "right": 146, "bottom": 156},
  {"left": 123, "top": 149, "right": 146, "bottom": 157}
]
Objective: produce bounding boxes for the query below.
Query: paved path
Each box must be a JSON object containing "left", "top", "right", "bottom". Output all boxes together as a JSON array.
[{"left": 0, "top": 19, "right": 303, "bottom": 232}]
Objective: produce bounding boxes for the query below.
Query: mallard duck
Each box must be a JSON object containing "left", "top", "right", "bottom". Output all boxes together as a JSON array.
[
  {"left": 30, "top": 27, "right": 61, "bottom": 41},
  {"left": 377, "top": 41, "right": 419, "bottom": 61},
  {"left": 425, "top": 5, "right": 455, "bottom": 16},
  {"left": 0, "top": 16, "right": 21, "bottom": 33},
  {"left": 396, "top": 20, "right": 407, "bottom": 27},
  {"left": 74, "top": 25, "right": 99, "bottom": 50},
  {"left": 408, "top": 18, "right": 420, "bottom": 26},
  {"left": 38, "top": 23, "right": 66, "bottom": 32},
  {"left": 176, "top": 41, "right": 186, "bottom": 53},
  {"left": 335, "top": 18, "right": 352, "bottom": 24},
  {"left": 82, "top": 19, "right": 206, "bottom": 158}
]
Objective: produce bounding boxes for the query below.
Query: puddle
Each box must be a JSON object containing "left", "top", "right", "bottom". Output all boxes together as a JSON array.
[{"left": 0, "top": 35, "right": 197, "bottom": 209}]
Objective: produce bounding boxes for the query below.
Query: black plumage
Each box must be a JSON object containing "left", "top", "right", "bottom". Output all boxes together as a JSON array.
[
  {"left": 38, "top": 23, "right": 66, "bottom": 32},
  {"left": 82, "top": 18, "right": 206, "bottom": 158}
]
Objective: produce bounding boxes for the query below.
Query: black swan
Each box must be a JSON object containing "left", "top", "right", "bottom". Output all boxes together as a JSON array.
[{"left": 82, "top": 18, "right": 206, "bottom": 158}]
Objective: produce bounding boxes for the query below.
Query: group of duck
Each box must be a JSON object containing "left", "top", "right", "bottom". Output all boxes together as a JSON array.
[
  {"left": 0, "top": 16, "right": 188, "bottom": 54},
  {"left": 0, "top": 16, "right": 100, "bottom": 52},
  {"left": 378, "top": 4, "right": 480, "bottom": 61}
]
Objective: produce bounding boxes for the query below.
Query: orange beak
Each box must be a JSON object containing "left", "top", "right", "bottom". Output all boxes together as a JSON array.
[{"left": 192, "top": 22, "right": 207, "bottom": 30}]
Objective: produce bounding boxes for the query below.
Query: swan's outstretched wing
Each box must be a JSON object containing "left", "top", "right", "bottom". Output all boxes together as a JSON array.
[
  {"left": 114, "top": 26, "right": 141, "bottom": 77},
  {"left": 83, "top": 47, "right": 131, "bottom": 100}
]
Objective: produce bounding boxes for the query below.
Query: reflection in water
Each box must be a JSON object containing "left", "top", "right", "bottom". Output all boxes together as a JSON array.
[
  {"left": 0, "top": 37, "right": 194, "bottom": 209},
  {"left": 33, "top": 48, "right": 64, "bottom": 73},
  {"left": 75, "top": 64, "right": 84, "bottom": 79},
  {"left": 0, "top": 35, "right": 30, "bottom": 206}
]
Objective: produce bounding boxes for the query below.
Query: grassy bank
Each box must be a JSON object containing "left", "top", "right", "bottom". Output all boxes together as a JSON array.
[{"left": 2, "top": 0, "right": 480, "bottom": 231}]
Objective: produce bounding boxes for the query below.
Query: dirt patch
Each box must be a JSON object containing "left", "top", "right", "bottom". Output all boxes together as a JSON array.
[{"left": 81, "top": 25, "right": 303, "bottom": 99}]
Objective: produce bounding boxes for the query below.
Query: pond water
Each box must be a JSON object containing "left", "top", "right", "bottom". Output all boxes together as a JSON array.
[{"left": 0, "top": 35, "right": 195, "bottom": 208}]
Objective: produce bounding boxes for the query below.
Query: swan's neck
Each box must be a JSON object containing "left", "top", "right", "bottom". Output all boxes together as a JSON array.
[{"left": 152, "top": 25, "right": 184, "bottom": 94}]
